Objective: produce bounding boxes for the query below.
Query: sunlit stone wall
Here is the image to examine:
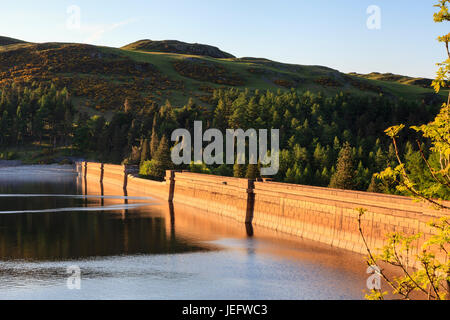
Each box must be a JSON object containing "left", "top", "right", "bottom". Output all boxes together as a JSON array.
[
  {"left": 171, "top": 172, "right": 254, "bottom": 223},
  {"left": 252, "top": 181, "right": 449, "bottom": 263},
  {"left": 79, "top": 162, "right": 449, "bottom": 261}
]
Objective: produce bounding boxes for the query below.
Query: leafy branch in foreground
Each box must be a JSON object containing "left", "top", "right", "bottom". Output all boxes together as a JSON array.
[
  {"left": 379, "top": 120, "right": 449, "bottom": 209},
  {"left": 376, "top": 0, "right": 450, "bottom": 208},
  {"left": 358, "top": 1, "right": 450, "bottom": 300},
  {"left": 358, "top": 208, "right": 450, "bottom": 300}
]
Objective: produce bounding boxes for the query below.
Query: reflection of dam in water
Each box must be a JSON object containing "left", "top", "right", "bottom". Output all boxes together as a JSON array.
[
  {"left": 80, "top": 165, "right": 373, "bottom": 278},
  {"left": 0, "top": 164, "right": 385, "bottom": 299},
  {"left": 80, "top": 175, "right": 250, "bottom": 241},
  {"left": 79, "top": 161, "right": 449, "bottom": 266}
]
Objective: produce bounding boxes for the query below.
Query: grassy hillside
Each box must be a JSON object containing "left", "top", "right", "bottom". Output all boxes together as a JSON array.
[
  {"left": 0, "top": 37, "right": 446, "bottom": 117},
  {"left": 121, "top": 39, "right": 235, "bottom": 58},
  {"left": 0, "top": 38, "right": 445, "bottom": 191},
  {"left": 349, "top": 72, "right": 433, "bottom": 88}
]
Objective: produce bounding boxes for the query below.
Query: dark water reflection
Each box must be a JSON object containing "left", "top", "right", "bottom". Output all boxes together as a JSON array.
[
  {"left": 0, "top": 165, "right": 373, "bottom": 300},
  {"left": 0, "top": 165, "right": 209, "bottom": 261}
]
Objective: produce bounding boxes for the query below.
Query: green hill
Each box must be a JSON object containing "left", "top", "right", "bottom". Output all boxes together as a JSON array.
[
  {"left": 0, "top": 37, "right": 445, "bottom": 116},
  {"left": 349, "top": 72, "right": 433, "bottom": 88},
  {"left": 121, "top": 39, "right": 235, "bottom": 58},
  {"left": 0, "top": 36, "right": 445, "bottom": 191}
]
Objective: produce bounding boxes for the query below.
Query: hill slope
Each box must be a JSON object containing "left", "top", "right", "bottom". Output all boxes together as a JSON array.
[
  {"left": 121, "top": 39, "right": 235, "bottom": 59},
  {"left": 349, "top": 72, "right": 433, "bottom": 88},
  {"left": 0, "top": 36, "right": 26, "bottom": 46},
  {"left": 0, "top": 37, "right": 445, "bottom": 115}
]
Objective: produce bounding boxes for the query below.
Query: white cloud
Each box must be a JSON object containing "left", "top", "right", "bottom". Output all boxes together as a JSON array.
[{"left": 75, "top": 18, "right": 138, "bottom": 44}]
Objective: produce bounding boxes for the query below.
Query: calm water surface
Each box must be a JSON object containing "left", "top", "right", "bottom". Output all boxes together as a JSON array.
[{"left": 0, "top": 165, "right": 372, "bottom": 300}]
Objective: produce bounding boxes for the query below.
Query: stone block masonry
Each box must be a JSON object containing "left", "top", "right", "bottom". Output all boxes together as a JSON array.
[
  {"left": 171, "top": 172, "right": 254, "bottom": 223},
  {"left": 78, "top": 162, "right": 449, "bottom": 260},
  {"left": 252, "top": 181, "right": 449, "bottom": 263}
]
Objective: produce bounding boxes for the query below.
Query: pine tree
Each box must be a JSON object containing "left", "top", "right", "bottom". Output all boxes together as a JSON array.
[
  {"left": 140, "top": 139, "right": 150, "bottom": 164},
  {"left": 150, "top": 124, "right": 159, "bottom": 158},
  {"left": 233, "top": 162, "right": 246, "bottom": 178},
  {"left": 387, "top": 144, "right": 396, "bottom": 167},
  {"left": 154, "top": 135, "right": 172, "bottom": 165},
  {"left": 301, "top": 166, "right": 311, "bottom": 185},
  {"left": 151, "top": 135, "right": 173, "bottom": 179},
  {"left": 374, "top": 147, "right": 386, "bottom": 171},
  {"left": 245, "top": 163, "right": 260, "bottom": 180},
  {"left": 367, "top": 174, "right": 383, "bottom": 193},
  {"left": 333, "top": 136, "right": 340, "bottom": 152},
  {"left": 285, "top": 168, "right": 295, "bottom": 183},
  {"left": 313, "top": 143, "right": 327, "bottom": 168},
  {"left": 329, "top": 142, "right": 356, "bottom": 190},
  {"left": 355, "top": 161, "right": 371, "bottom": 190},
  {"left": 246, "top": 97, "right": 259, "bottom": 126},
  {"left": 213, "top": 99, "right": 228, "bottom": 131},
  {"left": 321, "top": 167, "right": 330, "bottom": 186}
]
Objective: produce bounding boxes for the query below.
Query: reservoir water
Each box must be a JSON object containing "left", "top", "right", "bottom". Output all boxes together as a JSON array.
[{"left": 0, "top": 165, "right": 374, "bottom": 300}]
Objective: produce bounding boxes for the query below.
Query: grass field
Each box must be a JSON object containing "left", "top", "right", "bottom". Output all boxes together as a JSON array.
[{"left": 116, "top": 47, "right": 446, "bottom": 102}]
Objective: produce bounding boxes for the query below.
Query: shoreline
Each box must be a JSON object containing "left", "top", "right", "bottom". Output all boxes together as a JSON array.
[{"left": 0, "top": 160, "right": 23, "bottom": 168}]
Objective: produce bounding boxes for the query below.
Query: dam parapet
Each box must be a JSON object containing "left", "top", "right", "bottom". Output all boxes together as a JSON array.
[{"left": 77, "top": 161, "right": 449, "bottom": 263}]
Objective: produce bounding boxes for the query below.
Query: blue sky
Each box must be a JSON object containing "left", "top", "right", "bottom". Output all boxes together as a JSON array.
[{"left": 0, "top": 0, "right": 447, "bottom": 78}]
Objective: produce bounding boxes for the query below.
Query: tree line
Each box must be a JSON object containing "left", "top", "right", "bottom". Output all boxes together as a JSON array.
[
  {"left": 0, "top": 83, "right": 74, "bottom": 148},
  {"left": 0, "top": 83, "right": 444, "bottom": 196}
]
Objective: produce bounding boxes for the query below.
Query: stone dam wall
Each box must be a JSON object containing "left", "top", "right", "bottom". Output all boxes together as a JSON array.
[{"left": 78, "top": 162, "right": 449, "bottom": 259}]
